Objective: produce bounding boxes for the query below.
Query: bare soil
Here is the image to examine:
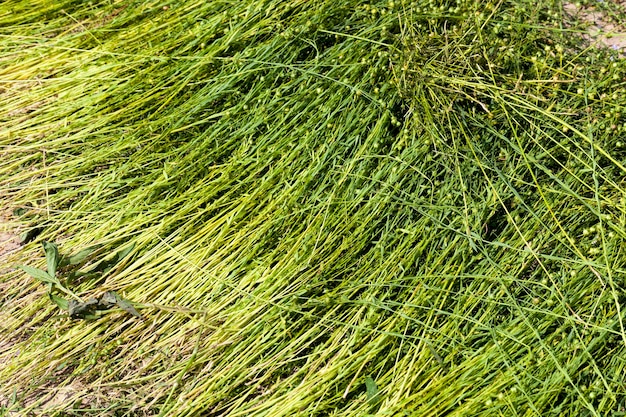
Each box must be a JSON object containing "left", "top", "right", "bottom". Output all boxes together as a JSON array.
[
  {"left": 0, "top": 210, "right": 20, "bottom": 272},
  {"left": 564, "top": 0, "right": 626, "bottom": 57}
]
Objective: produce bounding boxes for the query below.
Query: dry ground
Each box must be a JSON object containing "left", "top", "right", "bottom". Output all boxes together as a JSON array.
[
  {"left": 0, "top": 210, "right": 20, "bottom": 270},
  {"left": 565, "top": 0, "right": 626, "bottom": 57}
]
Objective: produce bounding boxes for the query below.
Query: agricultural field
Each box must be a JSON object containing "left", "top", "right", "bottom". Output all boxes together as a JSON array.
[{"left": 1, "top": 0, "right": 626, "bottom": 415}]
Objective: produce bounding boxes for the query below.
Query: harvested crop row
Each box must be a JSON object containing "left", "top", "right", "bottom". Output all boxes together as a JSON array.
[{"left": 1, "top": 0, "right": 625, "bottom": 415}]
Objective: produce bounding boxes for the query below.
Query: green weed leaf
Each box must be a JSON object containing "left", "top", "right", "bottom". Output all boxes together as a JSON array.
[
  {"left": 42, "top": 241, "right": 60, "bottom": 278},
  {"left": 89, "top": 243, "right": 135, "bottom": 274},
  {"left": 49, "top": 293, "right": 69, "bottom": 311},
  {"left": 116, "top": 296, "right": 142, "bottom": 319},
  {"left": 115, "top": 244, "right": 135, "bottom": 262},
  {"left": 67, "top": 245, "right": 100, "bottom": 265},
  {"left": 68, "top": 298, "right": 99, "bottom": 318},
  {"left": 18, "top": 265, "right": 58, "bottom": 285},
  {"left": 19, "top": 227, "right": 43, "bottom": 244},
  {"left": 365, "top": 376, "right": 379, "bottom": 403},
  {"left": 59, "top": 245, "right": 102, "bottom": 268},
  {"left": 67, "top": 292, "right": 142, "bottom": 320},
  {"left": 12, "top": 207, "right": 27, "bottom": 217},
  {"left": 106, "top": 291, "right": 142, "bottom": 319},
  {"left": 100, "top": 291, "right": 118, "bottom": 306}
]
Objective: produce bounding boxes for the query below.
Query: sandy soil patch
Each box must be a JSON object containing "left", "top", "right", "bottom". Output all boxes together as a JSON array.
[
  {"left": 564, "top": 0, "right": 626, "bottom": 57},
  {"left": 0, "top": 210, "right": 20, "bottom": 270},
  {"left": 0, "top": 212, "right": 22, "bottom": 413}
]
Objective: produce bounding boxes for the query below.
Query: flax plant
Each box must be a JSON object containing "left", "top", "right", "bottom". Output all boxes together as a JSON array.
[{"left": 1, "top": 0, "right": 626, "bottom": 415}]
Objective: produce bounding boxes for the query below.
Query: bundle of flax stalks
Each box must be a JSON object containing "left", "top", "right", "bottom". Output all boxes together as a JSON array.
[{"left": 1, "top": 0, "right": 626, "bottom": 415}]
